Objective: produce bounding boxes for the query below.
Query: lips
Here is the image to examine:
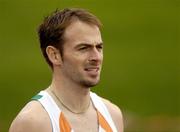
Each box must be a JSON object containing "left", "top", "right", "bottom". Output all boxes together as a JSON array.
[
  {"left": 84, "top": 67, "right": 100, "bottom": 76},
  {"left": 84, "top": 67, "right": 99, "bottom": 72},
  {"left": 85, "top": 67, "right": 99, "bottom": 72}
]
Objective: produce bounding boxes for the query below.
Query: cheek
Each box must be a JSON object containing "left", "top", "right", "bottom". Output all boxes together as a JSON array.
[
  {"left": 99, "top": 53, "right": 103, "bottom": 63},
  {"left": 63, "top": 56, "right": 84, "bottom": 70},
  {"left": 63, "top": 51, "right": 88, "bottom": 67},
  {"left": 101, "top": 53, "right": 103, "bottom": 60}
]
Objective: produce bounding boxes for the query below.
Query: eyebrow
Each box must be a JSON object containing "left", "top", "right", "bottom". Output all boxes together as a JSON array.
[{"left": 74, "top": 42, "right": 103, "bottom": 49}]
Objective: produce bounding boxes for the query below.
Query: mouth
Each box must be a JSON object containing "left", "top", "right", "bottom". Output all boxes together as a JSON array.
[
  {"left": 84, "top": 67, "right": 99, "bottom": 72},
  {"left": 84, "top": 67, "right": 100, "bottom": 76}
]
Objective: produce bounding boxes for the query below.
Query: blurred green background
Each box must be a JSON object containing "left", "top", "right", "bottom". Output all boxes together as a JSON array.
[{"left": 0, "top": 0, "right": 179, "bottom": 131}]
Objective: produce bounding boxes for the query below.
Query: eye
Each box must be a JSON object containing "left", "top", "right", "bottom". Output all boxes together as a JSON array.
[
  {"left": 96, "top": 45, "right": 103, "bottom": 50},
  {"left": 79, "top": 46, "right": 88, "bottom": 50}
]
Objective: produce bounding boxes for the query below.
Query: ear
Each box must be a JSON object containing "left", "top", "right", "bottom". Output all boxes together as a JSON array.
[{"left": 46, "top": 46, "right": 62, "bottom": 66}]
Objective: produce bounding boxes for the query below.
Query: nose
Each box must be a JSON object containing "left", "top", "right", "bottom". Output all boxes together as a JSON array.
[{"left": 88, "top": 47, "right": 103, "bottom": 63}]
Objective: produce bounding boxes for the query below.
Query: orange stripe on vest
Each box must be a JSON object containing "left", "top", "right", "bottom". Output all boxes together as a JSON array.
[
  {"left": 59, "top": 113, "right": 71, "bottom": 132},
  {"left": 97, "top": 111, "right": 113, "bottom": 132}
]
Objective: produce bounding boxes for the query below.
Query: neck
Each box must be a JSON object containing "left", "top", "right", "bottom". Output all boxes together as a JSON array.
[{"left": 48, "top": 74, "right": 91, "bottom": 114}]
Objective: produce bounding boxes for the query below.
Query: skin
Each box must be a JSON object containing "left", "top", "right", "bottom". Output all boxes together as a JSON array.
[{"left": 9, "top": 20, "right": 124, "bottom": 132}]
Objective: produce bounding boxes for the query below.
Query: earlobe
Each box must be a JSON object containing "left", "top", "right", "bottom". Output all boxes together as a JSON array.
[{"left": 46, "top": 46, "right": 62, "bottom": 66}]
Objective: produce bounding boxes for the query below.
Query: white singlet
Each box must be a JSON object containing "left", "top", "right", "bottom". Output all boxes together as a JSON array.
[{"left": 32, "top": 91, "right": 118, "bottom": 132}]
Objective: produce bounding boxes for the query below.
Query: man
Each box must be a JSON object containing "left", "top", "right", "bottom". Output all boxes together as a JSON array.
[{"left": 9, "top": 8, "right": 123, "bottom": 132}]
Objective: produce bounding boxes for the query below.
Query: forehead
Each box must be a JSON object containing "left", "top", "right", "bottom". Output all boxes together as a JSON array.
[{"left": 63, "top": 20, "right": 102, "bottom": 46}]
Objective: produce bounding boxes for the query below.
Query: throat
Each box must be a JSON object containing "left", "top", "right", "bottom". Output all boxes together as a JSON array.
[{"left": 48, "top": 85, "right": 91, "bottom": 114}]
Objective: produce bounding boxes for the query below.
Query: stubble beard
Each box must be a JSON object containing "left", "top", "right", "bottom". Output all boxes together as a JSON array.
[
  {"left": 61, "top": 59, "right": 102, "bottom": 89},
  {"left": 62, "top": 68, "right": 101, "bottom": 89},
  {"left": 79, "top": 77, "right": 100, "bottom": 88}
]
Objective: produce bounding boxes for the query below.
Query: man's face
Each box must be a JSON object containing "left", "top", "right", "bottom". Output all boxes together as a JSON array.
[{"left": 60, "top": 20, "right": 103, "bottom": 88}]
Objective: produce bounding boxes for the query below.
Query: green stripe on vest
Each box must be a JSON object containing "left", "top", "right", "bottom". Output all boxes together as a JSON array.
[{"left": 31, "top": 94, "right": 43, "bottom": 100}]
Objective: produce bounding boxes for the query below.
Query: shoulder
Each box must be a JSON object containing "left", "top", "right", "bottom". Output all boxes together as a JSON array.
[
  {"left": 9, "top": 101, "right": 51, "bottom": 132},
  {"left": 101, "top": 98, "right": 124, "bottom": 132}
]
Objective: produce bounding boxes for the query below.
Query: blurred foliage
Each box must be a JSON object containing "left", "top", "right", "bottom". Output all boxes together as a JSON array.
[{"left": 0, "top": 0, "right": 179, "bottom": 131}]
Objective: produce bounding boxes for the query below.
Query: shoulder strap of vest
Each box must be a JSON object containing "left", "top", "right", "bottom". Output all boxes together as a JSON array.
[
  {"left": 35, "top": 91, "right": 61, "bottom": 132},
  {"left": 90, "top": 92, "right": 118, "bottom": 132}
]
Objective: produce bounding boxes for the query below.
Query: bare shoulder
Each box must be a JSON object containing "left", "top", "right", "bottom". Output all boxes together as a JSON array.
[
  {"left": 9, "top": 101, "right": 51, "bottom": 132},
  {"left": 101, "top": 98, "right": 124, "bottom": 132}
]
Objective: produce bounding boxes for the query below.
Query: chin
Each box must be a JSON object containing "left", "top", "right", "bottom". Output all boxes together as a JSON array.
[{"left": 81, "top": 79, "right": 100, "bottom": 88}]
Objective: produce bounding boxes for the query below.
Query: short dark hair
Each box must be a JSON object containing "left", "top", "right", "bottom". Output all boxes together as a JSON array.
[{"left": 38, "top": 8, "right": 102, "bottom": 68}]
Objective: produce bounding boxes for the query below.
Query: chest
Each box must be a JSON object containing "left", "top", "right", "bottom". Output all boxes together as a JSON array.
[{"left": 64, "top": 109, "right": 99, "bottom": 132}]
